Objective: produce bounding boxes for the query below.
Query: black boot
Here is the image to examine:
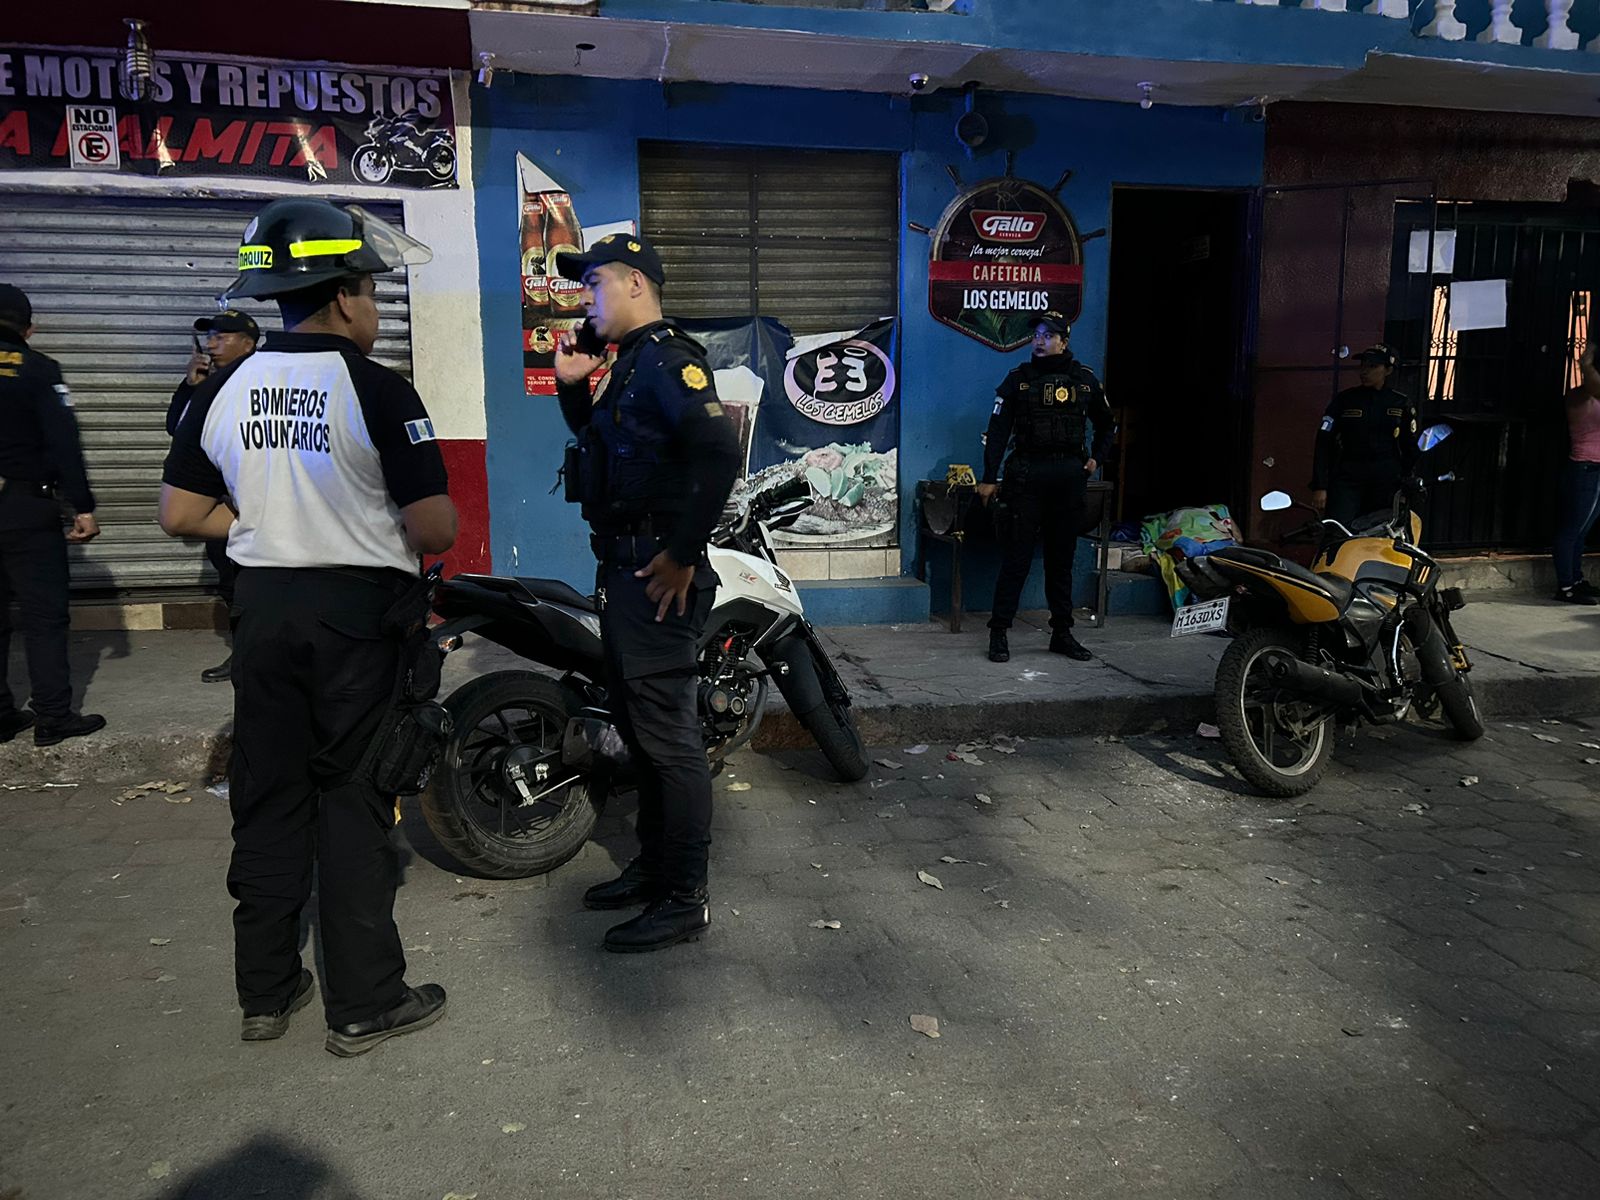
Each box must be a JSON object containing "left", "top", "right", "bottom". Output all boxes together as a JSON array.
[
  {"left": 603, "top": 890, "right": 710, "bottom": 953},
  {"left": 201, "top": 654, "right": 233, "bottom": 683},
  {"left": 988, "top": 629, "right": 1010, "bottom": 663},
  {"left": 325, "top": 984, "right": 447, "bottom": 1057},
  {"left": 583, "top": 858, "right": 666, "bottom": 910},
  {"left": 240, "top": 968, "right": 316, "bottom": 1042},
  {"left": 0, "top": 711, "right": 34, "bottom": 744},
  {"left": 33, "top": 712, "right": 106, "bottom": 747},
  {"left": 1049, "top": 630, "right": 1092, "bottom": 661}
]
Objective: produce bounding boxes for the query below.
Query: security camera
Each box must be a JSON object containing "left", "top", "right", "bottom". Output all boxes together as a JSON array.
[{"left": 909, "top": 73, "right": 930, "bottom": 93}]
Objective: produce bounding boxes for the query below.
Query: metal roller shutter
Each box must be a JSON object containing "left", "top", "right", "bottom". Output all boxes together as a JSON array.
[
  {"left": 0, "top": 193, "right": 414, "bottom": 595},
  {"left": 639, "top": 143, "right": 899, "bottom": 335}
]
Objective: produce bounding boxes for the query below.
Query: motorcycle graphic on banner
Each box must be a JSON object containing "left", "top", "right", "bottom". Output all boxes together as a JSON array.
[{"left": 352, "top": 111, "right": 456, "bottom": 185}]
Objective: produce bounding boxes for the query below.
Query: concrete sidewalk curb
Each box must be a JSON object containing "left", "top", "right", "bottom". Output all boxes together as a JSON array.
[{"left": 7, "top": 670, "right": 1598, "bottom": 786}]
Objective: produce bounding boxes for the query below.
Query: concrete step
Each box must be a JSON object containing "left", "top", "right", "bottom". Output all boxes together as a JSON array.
[
  {"left": 1439, "top": 552, "right": 1598, "bottom": 598},
  {"left": 794, "top": 577, "right": 929, "bottom": 626}
]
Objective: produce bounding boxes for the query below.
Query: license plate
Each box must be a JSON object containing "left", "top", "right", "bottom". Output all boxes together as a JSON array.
[{"left": 1171, "top": 596, "right": 1230, "bottom": 638}]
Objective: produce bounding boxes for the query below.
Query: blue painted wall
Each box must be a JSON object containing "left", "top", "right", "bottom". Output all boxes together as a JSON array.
[{"left": 470, "top": 77, "right": 1265, "bottom": 589}]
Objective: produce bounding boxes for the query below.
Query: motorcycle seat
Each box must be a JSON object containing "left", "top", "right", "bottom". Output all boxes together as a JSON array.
[
  {"left": 1206, "top": 546, "right": 1355, "bottom": 614},
  {"left": 515, "top": 577, "right": 597, "bottom": 613}
]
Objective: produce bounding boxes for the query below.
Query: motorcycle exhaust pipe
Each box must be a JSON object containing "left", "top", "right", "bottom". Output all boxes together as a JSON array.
[{"left": 1258, "top": 650, "right": 1369, "bottom": 709}]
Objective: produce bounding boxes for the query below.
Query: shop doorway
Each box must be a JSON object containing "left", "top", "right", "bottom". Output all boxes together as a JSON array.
[{"left": 1106, "top": 186, "right": 1254, "bottom": 527}]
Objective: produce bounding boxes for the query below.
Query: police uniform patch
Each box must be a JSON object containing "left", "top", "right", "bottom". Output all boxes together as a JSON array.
[
  {"left": 704, "top": 401, "right": 724, "bottom": 418},
  {"left": 992, "top": 396, "right": 1005, "bottom": 415},
  {"left": 1342, "top": 409, "right": 1363, "bottom": 418},
  {"left": 1055, "top": 386, "right": 1070, "bottom": 402},
  {"left": 53, "top": 383, "right": 73, "bottom": 408},
  {"left": 404, "top": 417, "right": 436, "bottom": 444},
  {"left": 681, "top": 364, "right": 709, "bottom": 391},
  {"left": 1319, "top": 417, "right": 1335, "bottom": 433}
]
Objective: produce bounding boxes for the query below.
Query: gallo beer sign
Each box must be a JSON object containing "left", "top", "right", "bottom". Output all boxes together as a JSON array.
[{"left": 929, "top": 178, "right": 1084, "bottom": 352}]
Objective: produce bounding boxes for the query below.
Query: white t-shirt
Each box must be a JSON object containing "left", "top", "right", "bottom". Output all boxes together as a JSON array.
[{"left": 163, "top": 331, "right": 447, "bottom": 573}]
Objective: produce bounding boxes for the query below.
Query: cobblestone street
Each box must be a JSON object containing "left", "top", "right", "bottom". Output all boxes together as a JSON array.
[{"left": 3, "top": 715, "right": 1598, "bottom": 1199}]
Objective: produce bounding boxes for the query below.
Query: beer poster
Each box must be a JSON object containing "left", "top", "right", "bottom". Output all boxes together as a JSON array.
[
  {"left": 0, "top": 44, "right": 457, "bottom": 187},
  {"left": 928, "top": 177, "right": 1084, "bottom": 352},
  {"left": 517, "top": 154, "right": 587, "bottom": 396}
]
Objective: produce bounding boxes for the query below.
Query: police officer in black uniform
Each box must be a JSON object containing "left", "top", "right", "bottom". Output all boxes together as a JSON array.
[
  {"left": 978, "top": 311, "right": 1114, "bottom": 664},
  {"left": 551, "top": 234, "right": 741, "bottom": 953},
  {"left": 1310, "top": 343, "right": 1420, "bottom": 530},
  {"left": 160, "top": 200, "right": 457, "bottom": 1054},
  {"left": 168, "top": 309, "right": 260, "bottom": 683},
  {"left": 0, "top": 283, "right": 107, "bottom": 748}
]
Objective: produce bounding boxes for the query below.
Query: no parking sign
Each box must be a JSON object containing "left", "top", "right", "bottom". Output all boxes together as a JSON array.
[{"left": 67, "top": 105, "right": 120, "bottom": 170}]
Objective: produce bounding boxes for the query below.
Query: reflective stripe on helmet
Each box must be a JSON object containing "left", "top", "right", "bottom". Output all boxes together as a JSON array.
[{"left": 288, "top": 238, "right": 364, "bottom": 259}]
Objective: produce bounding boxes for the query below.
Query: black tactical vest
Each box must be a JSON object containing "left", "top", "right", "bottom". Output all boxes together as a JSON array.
[{"left": 1013, "top": 364, "right": 1089, "bottom": 457}]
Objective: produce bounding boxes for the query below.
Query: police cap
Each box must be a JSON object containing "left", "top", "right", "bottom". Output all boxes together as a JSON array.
[
  {"left": 1034, "top": 310, "right": 1070, "bottom": 336},
  {"left": 554, "top": 233, "right": 666, "bottom": 286},
  {"left": 195, "top": 309, "right": 261, "bottom": 340},
  {"left": 1357, "top": 343, "right": 1397, "bottom": 368},
  {"left": 0, "top": 282, "right": 32, "bottom": 331}
]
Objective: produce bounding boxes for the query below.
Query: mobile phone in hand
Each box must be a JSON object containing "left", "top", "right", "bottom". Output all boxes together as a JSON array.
[{"left": 573, "top": 318, "right": 607, "bottom": 357}]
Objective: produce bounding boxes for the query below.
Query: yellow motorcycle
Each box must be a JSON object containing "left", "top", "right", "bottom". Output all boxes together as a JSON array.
[{"left": 1174, "top": 425, "right": 1481, "bottom": 797}]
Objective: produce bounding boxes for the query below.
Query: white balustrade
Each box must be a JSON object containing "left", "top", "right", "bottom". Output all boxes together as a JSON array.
[
  {"left": 1209, "top": 0, "right": 1598, "bottom": 55},
  {"left": 1479, "top": 0, "right": 1523, "bottom": 43},
  {"left": 1422, "top": 0, "right": 1467, "bottom": 40},
  {"left": 1536, "top": 0, "right": 1581, "bottom": 49}
]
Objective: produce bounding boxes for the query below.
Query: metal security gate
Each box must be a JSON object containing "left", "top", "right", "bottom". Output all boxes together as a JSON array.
[
  {"left": 0, "top": 193, "right": 413, "bottom": 594},
  {"left": 1393, "top": 200, "right": 1600, "bottom": 552},
  {"left": 638, "top": 142, "right": 899, "bottom": 334}
]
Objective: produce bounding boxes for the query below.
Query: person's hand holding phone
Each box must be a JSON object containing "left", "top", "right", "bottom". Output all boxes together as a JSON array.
[{"left": 186, "top": 336, "right": 212, "bottom": 387}]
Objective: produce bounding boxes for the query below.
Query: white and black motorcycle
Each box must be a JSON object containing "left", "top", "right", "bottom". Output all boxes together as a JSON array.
[{"left": 419, "top": 479, "right": 868, "bottom": 879}]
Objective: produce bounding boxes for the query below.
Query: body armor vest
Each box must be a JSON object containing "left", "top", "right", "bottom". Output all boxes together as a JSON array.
[{"left": 1013, "top": 368, "right": 1088, "bottom": 457}]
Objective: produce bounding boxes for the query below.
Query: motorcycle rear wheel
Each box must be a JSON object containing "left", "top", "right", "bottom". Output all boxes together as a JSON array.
[
  {"left": 419, "top": 670, "right": 597, "bottom": 879},
  {"left": 1215, "top": 628, "right": 1336, "bottom": 798}
]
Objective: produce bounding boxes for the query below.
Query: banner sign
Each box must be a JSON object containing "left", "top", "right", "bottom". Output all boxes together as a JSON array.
[
  {"left": 0, "top": 44, "right": 457, "bottom": 187},
  {"left": 929, "top": 177, "right": 1083, "bottom": 351},
  {"left": 681, "top": 316, "right": 900, "bottom": 549}
]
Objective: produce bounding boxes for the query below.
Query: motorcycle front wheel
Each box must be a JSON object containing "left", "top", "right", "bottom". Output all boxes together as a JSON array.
[
  {"left": 771, "top": 635, "right": 868, "bottom": 782},
  {"left": 1214, "top": 628, "right": 1335, "bottom": 798},
  {"left": 419, "top": 670, "right": 598, "bottom": 879},
  {"left": 1415, "top": 609, "right": 1486, "bottom": 741},
  {"left": 353, "top": 147, "right": 394, "bottom": 185}
]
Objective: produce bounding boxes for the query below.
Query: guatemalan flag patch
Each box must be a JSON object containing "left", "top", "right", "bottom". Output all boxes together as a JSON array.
[{"left": 404, "top": 418, "right": 436, "bottom": 445}]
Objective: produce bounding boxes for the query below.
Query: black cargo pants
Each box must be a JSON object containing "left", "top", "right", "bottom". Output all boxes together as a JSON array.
[
  {"left": 988, "top": 456, "right": 1087, "bottom": 633},
  {"left": 594, "top": 535, "right": 718, "bottom": 895},
  {"left": 0, "top": 488, "right": 73, "bottom": 721},
  {"left": 228, "top": 566, "right": 410, "bottom": 1026}
]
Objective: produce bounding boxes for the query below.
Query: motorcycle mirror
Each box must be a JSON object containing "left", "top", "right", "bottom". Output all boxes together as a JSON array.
[
  {"left": 1417, "top": 423, "right": 1453, "bottom": 452},
  {"left": 1259, "top": 491, "right": 1293, "bottom": 512}
]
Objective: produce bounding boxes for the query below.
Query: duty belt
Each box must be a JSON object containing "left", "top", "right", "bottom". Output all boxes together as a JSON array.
[{"left": 590, "top": 531, "right": 665, "bottom": 565}]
